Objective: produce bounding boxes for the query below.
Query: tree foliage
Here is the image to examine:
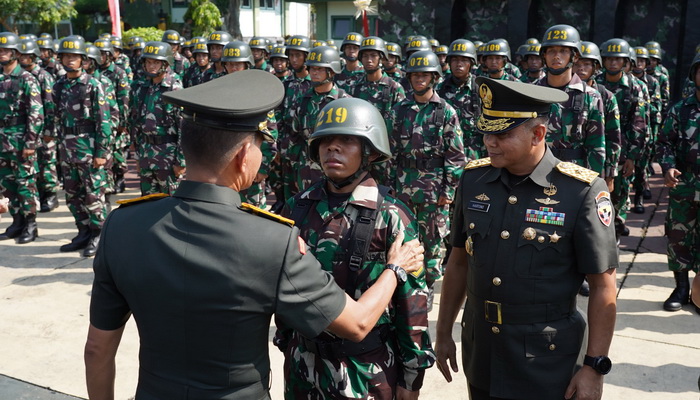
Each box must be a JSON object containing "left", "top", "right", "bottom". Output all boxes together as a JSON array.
[
  {"left": 191, "top": 0, "right": 222, "bottom": 37},
  {"left": 0, "top": 0, "right": 77, "bottom": 33},
  {"left": 123, "top": 27, "right": 165, "bottom": 43}
]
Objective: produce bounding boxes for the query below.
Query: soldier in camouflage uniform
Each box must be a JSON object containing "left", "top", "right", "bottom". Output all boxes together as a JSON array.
[
  {"left": 389, "top": 50, "right": 466, "bottom": 297},
  {"left": 202, "top": 31, "right": 231, "bottom": 82},
  {"left": 128, "top": 41, "right": 184, "bottom": 196},
  {"left": 0, "top": 32, "right": 43, "bottom": 244},
  {"left": 383, "top": 42, "right": 405, "bottom": 83},
  {"left": 436, "top": 44, "right": 450, "bottom": 75},
  {"left": 597, "top": 38, "right": 649, "bottom": 238},
  {"left": 286, "top": 46, "right": 351, "bottom": 199},
  {"left": 53, "top": 37, "right": 111, "bottom": 257},
  {"left": 656, "top": 53, "right": 700, "bottom": 313},
  {"left": 249, "top": 36, "right": 274, "bottom": 73},
  {"left": 162, "top": 30, "right": 190, "bottom": 81},
  {"left": 127, "top": 36, "right": 145, "bottom": 82},
  {"left": 436, "top": 39, "right": 482, "bottom": 160},
  {"left": 481, "top": 39, "right": 520, "bottom": 82},
  {"left": 269, "top": 45, "right": 291, "bottom": 81},
  {"left": 275, "top": 98, "right": 435, "bottom": 399},
  {"left": 399, "top": 37, "right": 432, "bottom": 93},
  {"left": 110, "top": 37, "right": 133, "bottom": 83},
  {"left": 334, "top": 32, "right": 365, "bottom": 93},
  {"left": 37, "top": 37, "right": 65, "bottom": 80},
  {"left": 520, "top": 43, "right": 546, "bottom": 83},
  {"left": 183, "top": 38, "right": 210, "bottom": 88},
  {"left": 645, "top": 42, "right": 670, "bottom": 111},
  {"left": 19, "top": 39, "right": 59, "bottom": 213}
]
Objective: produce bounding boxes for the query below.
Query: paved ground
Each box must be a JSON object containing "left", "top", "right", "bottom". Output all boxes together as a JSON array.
[{"left": 0, "top": 168, "right": 698, "bottom": 399}]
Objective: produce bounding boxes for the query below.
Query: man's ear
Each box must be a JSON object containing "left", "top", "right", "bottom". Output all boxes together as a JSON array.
[
  {"left": 531, "top": 121, "right": 547, "bottom": 146},
  {"left": 231, "top": 137, "right": 252, "bottom": 173}
]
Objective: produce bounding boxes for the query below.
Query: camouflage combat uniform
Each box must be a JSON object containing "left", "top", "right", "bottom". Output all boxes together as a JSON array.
[
  {"left": 656, "top": 95, "right": 700, "bottom": 272},
  {"left": 0, "top": 64, "right": 43, "bottom": 219},
  {"left": 114, "top": 53, "right": 133, "bottom": 83},
  {"left": 334, "top": 66, "right": 364, "bottom": 93},
  {"left": 42, "top": 58, "right": 65, "bottom": 80},
  {"left": 128, "top": 70, "right": 184, "bottom": 195},
  {"left": 238, "top": 111, "right": 278, "bottom": 208},
  {"left": 53, "top": 70, "right": 111, "bottom": 230},
  {"left": 388, "top": 92, "right": 466, "bottom": 286},
  {"left": 172, "top": 52, "right": 191, "bottom": 81},
  {"left": 99, "top": 62, "right": 130, "bottom": 193},
  {"left": 682, "top": 78, "right": 695, "bottom": 100},
  {"left": 435, "top": 73, "right": 482, "bottom": 159},
  {"left": 384, "top": 65, "right": 405, "bottom": 83},
  {"left": 588, "top": 80, "right": 622, "bottom": 179},
  {"left": 27, "top": 63, "right": 58, "bottom": 202},
  {"left": 253, "top": 59, "right": 274, "bottom": 73},
  {"left": 276, "top": 176, "right": 435, "bottom": 399},
  {"left": 649, "top": 66, "right": 670, "bottom": 116},
  {"left": 633, "top": 71, "right": 662, "bottom": 196},
  {"left": 201, "top": 67, "right": 226, "bottom": 83},
  {"left": 183, "top": 63, "right": 209, "bottom": 88}
]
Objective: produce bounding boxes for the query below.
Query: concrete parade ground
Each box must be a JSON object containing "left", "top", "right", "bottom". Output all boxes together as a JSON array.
[{"left": 0, "top": 166, "right": 699, "bottom": 400}]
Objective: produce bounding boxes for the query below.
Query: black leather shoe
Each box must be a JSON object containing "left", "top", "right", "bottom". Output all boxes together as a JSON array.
[
  {"left": 642, "top": 189, "right": 652, "bottom": 200},
  {"left": 632, "top": 193, "right": 645, "bottom": 214},
  {"left": 40, "top": 193, "right": 59, "bottom": 212},
  {"left": 579, "top": 279, "right": 590, "bottom": 297},
  {"left": 16, "top": 214, "right": 38, "bottom": 244},
  {"left": 60, "top": 225, "right": 91, "bottom": 252},
  {"left": 663, "top": 271, "right": 690, "bottom": 312},
  {"left": 0, "top": 214, "right": 25, "bottom": 240},
  {"left": 83, "top": 229, "right": 101, "bottom": 257}
]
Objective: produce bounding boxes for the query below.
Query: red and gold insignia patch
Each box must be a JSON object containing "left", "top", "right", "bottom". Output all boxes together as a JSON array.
[{"left": 595, "top": 191, "right": 613, "bottom": 227}]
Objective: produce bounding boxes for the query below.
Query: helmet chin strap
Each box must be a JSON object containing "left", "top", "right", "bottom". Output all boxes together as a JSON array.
[
  {"left": 412, "top": 74, "right": 436, "bottom": 96},
  {"left": 0, "top": 50, "right": 16, "bottom": 66},
  {"left": 632, "top": 67, "right": 645, "bottom": 74},
  {"left": 311, "top": 69, "right": 333, "bottom": 87},
  {"left": 326, "top": 144, "right": 370, "bottom": 190}
]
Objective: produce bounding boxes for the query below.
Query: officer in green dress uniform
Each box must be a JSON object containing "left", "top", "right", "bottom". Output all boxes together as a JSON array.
[
  {"left": 435, "top": 77, "right": 619, "bottom": 400},
  {"left": 84, "top": 69, "right": 424, "bottom": 400}
]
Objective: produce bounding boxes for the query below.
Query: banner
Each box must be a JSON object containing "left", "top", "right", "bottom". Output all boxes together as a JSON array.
[{"left": 108, "top": 0, "right": 121, "bottom": 37}]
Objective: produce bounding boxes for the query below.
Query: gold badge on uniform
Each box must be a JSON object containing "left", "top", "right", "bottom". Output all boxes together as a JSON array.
[
  {"left": 536, "top": 183, "right": 560, "bottom": 205},
  {"left": 475, "top": 193, "right": 490, "bottom": 201},
  {"left": 522, "top": 227, "right": 537, "bottom": 240},
  {"left": 465, "top": 237, "right": 474, "bottom": 256},
  {"left": 549, "top": 231, "right": 561, "bottom": 243}
]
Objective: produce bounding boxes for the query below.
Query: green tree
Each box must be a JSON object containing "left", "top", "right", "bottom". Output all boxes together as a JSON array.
[
  {"left": 123, "top": 27, "right": 165, "bottom": 43},
  {"left": 187, "top": 0, "right": 222, "bottom": 37},
  {"left": 0, "top": 0, "right": 76, "bottom": 33}
]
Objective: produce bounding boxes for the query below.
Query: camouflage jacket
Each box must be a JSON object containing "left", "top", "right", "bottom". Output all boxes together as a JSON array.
[
  {"left": 0, "top": 64, "right": 44, "bottom": 152},
  {"left": 682, "top": 78, "right": 696, "bottom": 100},
  {"left": 201, "top": 67, "right": 227, "bottom": 83},
  {"left": 388, "top": 91, "right": 466, "bottom": 205},
  {"left": 636, "top": 72, "right": 662, "bottom": 137},
  {"left": 280, "top": 175, "right": 435, "bottom": 390},
  {"left": 384, "top": 66, "right": 405, "bottom": 83},
  {"left": 656, "top": 95, "right": 700, "bottom": 193},
  {"left": 349, "top": 72, "right": 406, "bottom": 121},
  {"left": 99, "top": 63, "right": 130, "bottom": 125},
  {"left": 334, "top": 66, "right": 365, "bottom": 93},
  {"left": 588, "top": 80, "right": 622, "bottom": 177},
  {"left": 597, "top": 73, "right": 649, "bottom": 161},
  {"left": 505, "top": 62, "right": 522, "bottom": 79},
  {"left": 52, "top": 70, "right": 111, "bottom": 161},
  {"left": 275, "top": 73, "right": 313, "bottom": 154},
  {"left": 42, "top": 58, "right": 65, "bottom": 80},
  {"left": 537, "top": 74, "right": 606, "bottom": 174},
  {"left": 172, "top": 52, "right": 191, "bottom": 80},
  {"left": 182, "top": 64, "right": 209, "bottom": 88},
  {"left": 520, "top": 70, "right": 546, "bottom": 84},
  {"left": 114, "top": 54, "right": 133, "bottom": 83},
  {"left": 91, "top": 71, "right": 120, "bottom": 130},
  {"left": 435, "top": 73, "right": 482, "bottom": 159},
  {"left": 649, "top": 67, "right": 670, "bottom": 116},
  {"left": 253, "top": 59, "right": 274, "bottom": 73},
  {"left": 27, "top": 64, "right": 55, "bottom": 138}
]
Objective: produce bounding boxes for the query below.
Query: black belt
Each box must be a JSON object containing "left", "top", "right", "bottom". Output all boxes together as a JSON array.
[
  {"left": 62, "top": 125, "right": 95, "bottom": 136},
  {"left": 0, "top": 116, "right": 27, "bottom": 127},
  {"left": 468, "top": 294, "right": 575, "bottom": 325},
  {"left": 144, "top": 135, "right": 178, "bottom": 145},
  {"left": 550, "top": 147, "right": 585, "bottom": 161},
  {"left": 300, "top": 325, "right": 391, "bottom": 359},
  {"left": 397, "top": 157, "right": 444, "bottom": 169}
]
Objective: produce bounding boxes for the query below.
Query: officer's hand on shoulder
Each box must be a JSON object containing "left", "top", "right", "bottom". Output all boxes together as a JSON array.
[{"left": 387, "top": 231, "right": 424, "bottom": 274}]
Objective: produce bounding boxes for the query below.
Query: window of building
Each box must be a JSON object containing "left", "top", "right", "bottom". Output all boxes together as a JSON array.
[
  {"left": 241, "top": 0, "right": 251, "bottom": 8},
  {"left": 260, "top": 0, "right": 275, "bottom": 10},
  {"left": 331, "top": 15, "right": 379, "bottom": 40}
]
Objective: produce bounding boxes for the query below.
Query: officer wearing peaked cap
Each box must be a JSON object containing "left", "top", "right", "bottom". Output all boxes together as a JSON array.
[
  {"left": 436, "top": 77, "right": 618, "bottom": 400},
  {"left": 84, "top": 69, "right": 425, "bottom": 400}
]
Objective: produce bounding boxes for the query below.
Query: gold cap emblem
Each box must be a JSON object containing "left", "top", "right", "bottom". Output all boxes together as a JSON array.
[{"left": 479, "top": 83, "right": 493, "bottom": 109}]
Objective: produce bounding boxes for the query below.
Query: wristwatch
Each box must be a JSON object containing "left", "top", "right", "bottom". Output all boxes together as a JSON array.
[
  {"left": 385, "top": 263, "right": 407, "bottom": 284},
  {"left": 584, "top": 355, "right": 612, "bottom": 375}
]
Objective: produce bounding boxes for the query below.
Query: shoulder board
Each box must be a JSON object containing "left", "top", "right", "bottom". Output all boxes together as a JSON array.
[
  {"left": 240, "top": 203, "right": 295, "bottom": 227},
  {"left": 465, "top": 157, "right": 492, "bottom": 170},
  {"left": 116, "top": 193, "right": 169, "bottom": 207},
  {"left": 556, "top": 162, "right": 598, "bottom": 184}
]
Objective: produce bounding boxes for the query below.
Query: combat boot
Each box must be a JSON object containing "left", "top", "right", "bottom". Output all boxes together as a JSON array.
[
  {"left": 632, "top": 191, "right": 645, "bottom": 214},
  {"left": 16, "top": 214, "right": 38, "bottom": 244},
  {"left": 83, "top": 227, "right": 101, "bottom": 257},
  {"left": 0, "top": 213, "right": 25, "bottom": 240},
  {"left": 115, "top": 173, "right": 126, "bottom": 193},
  {"left": 44, "top": 192, "right": 59, "bottom": 212},
  {"left": 663, "top": 271, "right": 690, "bottom": 312},
  {"left": 60, "top": 224, "right": 91, "bottom": 252}
]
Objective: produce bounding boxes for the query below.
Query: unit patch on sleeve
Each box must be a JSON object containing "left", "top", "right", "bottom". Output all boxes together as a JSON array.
[{"left": 595, "top": 191, "right": 613, "bottom": 227}]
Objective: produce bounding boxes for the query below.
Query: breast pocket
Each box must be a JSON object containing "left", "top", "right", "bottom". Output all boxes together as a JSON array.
[
  {"left": 464, "top": 212, "right": 492, "bottom": 269},
  {"left": 515, "top": 222, "right": 571, "bottom": 278}
]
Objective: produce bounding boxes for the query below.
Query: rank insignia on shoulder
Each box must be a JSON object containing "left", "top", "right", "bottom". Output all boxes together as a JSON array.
[
  {"left": 116, "top": 193, "right": 169, "bottom": 207},
  {"left": 556, "top": 162, "right": 598, "bottom": 184},
  {"left": 465, "top": 157, "right": 491, "bottom": 170},
  {"left": 410, "top": 266, "right": 424, "bottom": 278},
  {"left": 241, "top": 203, "right": 295, "bottom": 227}
]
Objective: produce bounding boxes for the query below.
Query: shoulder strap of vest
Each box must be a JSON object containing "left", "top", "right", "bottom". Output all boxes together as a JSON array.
[
  {"left": 571, "top": 81, "right": 585, "bottom": 133},
  {"left": 434, "top": 98, "right": 446, "bottom": 129},
  {"left": 288, "top": 180, "right": 324, "bottom": 226}
]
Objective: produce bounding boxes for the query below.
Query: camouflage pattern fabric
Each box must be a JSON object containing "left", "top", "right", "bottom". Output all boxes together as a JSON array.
[
  {"left": 128, "top": 71, "right": 184, "bottom": 195},
  {"left": 450, "top": 0, "right": 508, "bottom": 43},
  {"left": 201, "top": 67, "right": 227, "bottom": 83},
  {"left": 0, "top": 64, "right": 43, "bottom": 217},
  {"left": 388, "top": 91, "right": 466, "bottom": 284},
  {"left": 183, "top": 64, "right": 209, "bottom": 88},
  {"left": 649, "top": 67, "right": 670, "bottom": 116},
  {"left": 435, "top": 73, "right": 482, "bottom": 159},
  {"left": 172, "top": 52, "right": 191, "bottom": 81},
  {"left": 28, "top": 64, "right": 58, "bottom": 196},
  {"left": 378, "top": 0, "right": 437, "bottom": 43},
  {"left": 334, "top": 67, "right": 365, "bottom": 93},
  {"left": 656, "top": 95, "right": 700, "bottom": 272},
  {"left": 384, "top": 65, "right": 405, "bottom": 84},
  {"left": 91, "top": 70, "right": 120, "bottom": 194},
  {"left": 520, "top": 70, "right": 546, "bottom": 84},
  {"left": 349, "top": 72, "right": 405, "bottom": 122},
  {"left": 61, "top": 161, "right": 107, "bottom": 229},
  {"left": 537, "top": 74, "right": 607, "bottom": 175},
  {"left": 99, "top": 63, "right": 131, "bottom": 191},
  {"left": 682, "top": 78, "right": 695, "bottom": 100},
  {"left": 633, "top": 72, "right": 662, "bottom": 193},
  {"left": 114, "top": 53, "right": 133, "bottom": 83},
  {"left": 253, "top": 59, "right": 274, "bottom": 73},
  {"left": 239, "top": 111, "right": 278, "bottom": 208},
  {"left": 589, "top": 80, "right": 622, "bottom": 178},
  {"left": 276, "top": 176, "right": 435, "bottom": 398},
  {"left": 42, "top": 58, "right": 66, "bottom": 80}
]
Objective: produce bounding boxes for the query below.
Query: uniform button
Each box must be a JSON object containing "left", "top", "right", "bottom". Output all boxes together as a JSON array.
[
  {"left": 492, "top": 326, "right": 500, "bottom": 334},
  {"left": 549, "top": 344, "right": 556, "bottom": 351},
  {"left": 469, "top": 222, "right": 475, "bottom": 229},
  {"left": 508, "top": 195, "right": 517, "bottom": 204},
  {"left": 500, "top": 230, "right": 510, "bottom": 239},
  {"left": 538, "top": 236, "right": 545, "bottom": 243},
  {"left": 492, "top": 277, "right": 502, "bottom": 286}
]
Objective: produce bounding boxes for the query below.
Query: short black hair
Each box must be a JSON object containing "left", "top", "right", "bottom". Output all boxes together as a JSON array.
[{"left": 180, "top": 119, "right": 254, "bottom": 170}]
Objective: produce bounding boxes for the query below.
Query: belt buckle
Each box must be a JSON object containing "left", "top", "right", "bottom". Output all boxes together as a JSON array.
[{"left": 484, "top": 300, "right": 502, "bottom": 325}]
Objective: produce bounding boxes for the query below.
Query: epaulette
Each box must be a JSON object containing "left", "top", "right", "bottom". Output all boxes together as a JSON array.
[
  {"left": 556, "top": 162, "right": 598, "bottom": 184},
  {"left": 241, "top": 203, "right": 295, "bottom": 227},
  {"left": 116, "top": 193, "right": 169, "bottom": 207},
  {"left": 464, "top": 157, "right": 491, "bottom": 170}
]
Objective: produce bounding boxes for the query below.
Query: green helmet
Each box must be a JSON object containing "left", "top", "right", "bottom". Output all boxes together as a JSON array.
[
  {"left": 70, "top": 35, "right": 86, "bottom": 42},
  {"left": 305, "top": 46, "right": 341, "bottom": 74},
  {"left": 482, "top": 39, "right": 511, "bottom": 61},
  {"left": 36, "top": 37, "right": 53, "bottom": 50},
  {"left": 39, "top": 33, "right": 53, "bottom": 40},
  {"left": 359, "top": 36, "right": 387, "bottom": 59},
  {"left": 540, "top": 24, "right": 581, "bottom": 56},
  {"left": 18, "top": 39, "right": 40, "bottom": 58},
  {"left": 600, "top": 38, "right": 631, "bottom": 59},
  {"left": 269, "top": 45, "right": 287, "bottom": 59},
  {"left": 522, "top": 43, "right": 541, "bottom": 58},
  {"left": 249, "top": 36, "right": 269, "bottom": 51},
  {"left": 207, "top": 31, "right": 232, "bottom": 46},
  {"left": 435, "top": 45, "right": 448, "bottom": 55},
  {"left": 447, "top": 39, "right": 477, "bottom": 64},
  {"left": 340, "top": 32, "right": 363, "bottom": 52},
  {"left": 19, "top": 34, "right": 37, "bottom": 41},
  {"left": 526, "top": 37, "right": 539, "bottom": 45},
  {"left": 141, "top": 41, "right": 173, "bottom": 66},
  {"left": 312, "top": 40, "right": 328, "bottom": 48},
  {"left": 0, "top": 32, "right": 21, "bottom": 51},
  {"left": 634, "top": 46, "right": 649, "bottom": 60},
  {"left": 99, "top": 33, "right": 112, "bottom": 39},
  {"left": 386, "top": 42, "right": 402, "bottom": 61},
  {"left": 94, "top": 38, "right": 114, "bottom": 55},
  {"left": 182, "top": 39, "right": 192, "bottom": 50},
  {"left": 110, "top": 37, "right": 123, "bottom": 51},
  {"left": 285, "top": 35, "right": 311, "bottom": 54},
  {"left": 405, "top": 50, "right": 443, "bottom": 76},
  {"left": 688, "top": 52, "right": 700, "bottom": 81},
  {"left": 405, "top": 36, "right": 431, "bottom": 56},
  {"left": 516, "top": 44, "right": 528, "bottom": 58},
  {"left": 85, "top": 44, "right": 102, "bottom": 65},
  {"left": 628, "top": 48, "right": 637, "bottom": 66},
  {"left": 309, "top": 97, "right": 391, "bottom": 164},
  {"left": 579, "top": 41, "right": 602, "bottom": 66},
  {"left": 161, "top": 30, "right": 181, "bottom": 45},
  {"left": 473, "top": 40, "right": 484, "bottom": 48},
  {"left": 429, "top": 38, "right": 440, "bottom": 49},
  {"left": 221, "top": 40, "right": 254, "bottom": 67},
  {"left": 128, "top": 36, "right": 146, "bottom": 50},
  {"left": 645, "top": 41, "right": 661, "bottom": 51},
  {"left": 646, "top": 45, "right": 662, "bottom": 61},
  {"left": 192, "top": 40, "right": 209, "bottom": 55},
  {"left": 57, "top": 36, "right": 87, "bottom": 56}
]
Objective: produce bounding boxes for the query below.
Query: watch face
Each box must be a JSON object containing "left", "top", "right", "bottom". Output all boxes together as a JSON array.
[{"left": 596, "top": 357, "right": 612, "bottom": 374}]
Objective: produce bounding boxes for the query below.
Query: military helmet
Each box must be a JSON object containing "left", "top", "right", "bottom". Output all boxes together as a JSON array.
[
  {"left": 526, "top": 37, "right": 539, "bottom": 45},
  {"left": 405, "top": 36, "right": 431, "bottom": 55},
  {"left": 192, "top": 40, "right": 209, "bottom": 55},
  {"left": 285, "top": 35, "right": 311, "bottom": 54},
  {"left": 182, "top": 39, "right": 192, "bottom": 50},
  {"left": 359, "top": 36, "right": 387, "bottom": 59},
  {"left": 405, "top": 50, "right": 443, "bottom": 76},
  {"left": 688, "top": 52, "right": 700, "bottom": 81},
  {"left": 94, "top": 38, "right": 114, "bottom": 55},
  {"left": 69, "top": 34, "right": 86, "bottom": 42},
  {"left": 141, "top": 41, "right": 173, "bottom": 66},
  {"left": 540, "top": 24, "right": 581, "bottom": 55},
  {"left": 99, "top": 33, "right": 112, "bottom": 39},
  {"left": 57, "top": 36, "right": 87, "bottom": 56},
  {"left": 312, "top": 40, "right": 328, "bottom": 48},
  {"left": 522, "top": 43, "right": 541, "bottom": 58},
  {"left": 634, "top": 46, "right": 649, "bottom": 60},
  {"left": 85, "top": 44, "right": 102, "bottom": 65},
  {"left": 207, "top": 31, "right": 232, "bottom": 46},
  {"left": 221, "top": 40, "right": 254, "bottom": 67},
  {"left": 0, "top": 32, "right": 21, "bottom": 51},
  {"left": 473, "top": 40, "right": 484, "bottom": 48},
  {"left": 429, "top": 38, "right": 440, "bottom": 48},
  {"left": 18, "top": 39, "right": 40, "bottom": 57},
  {"left": 447, "top": 39, "right": 477, "bottom": 63},
  {"left": 39, "top": 33, "right": 53, "bottom": 40},
  {"left": 19, "top": 34, "right": 37, "bottom": 41},
  {"left": 482, "top": 38, "right": 511, "bottom": 61},
  {"left": 340, "top": 32, "right": 363, "bottom": 52},
  {"left": 600, "top": 38, "right": 631, "bottom": 59},
  {"left": 128, "top": 36, "right": 146, "bottom": 50},
  {"left": 628, "top": 48, "right": 637, "bottom": 65},
  {"left": 309, "top": 97, "right": 391, "bottom": 163},
  {"left": 249, "top": 36, "right": 269, "bottom": 51},
  {"left": 305, "top": 46, "right": 342, "bottom": 74},
  {"left": 269, "top": 45, "right": 287, "bottom": 59},
  {"left": 162, "top": 30, "right": 181, "bottom": 45},
  {"left": 110, "top": 37, "right": 123, "bottom": 50},
  {"left": 645, "top": 41, "right": 661, "bottom": 51},
  {"left": 385, "top": 42, "right": 402, "bottom": 61},
  {"left": 36, "top": 37, "right": 53, "bottom": 50},
  {"left": 435, "top": 45, "right": 449, "bottom": 55},
  {"left": 646, "top": 46, "right": 662, "bottom": 61},
  {"left": 579, "top": 41, "right": 602, "bottom": 66},
  {"left": 516, "top": 44, "right": 528, "bottom": 58}
]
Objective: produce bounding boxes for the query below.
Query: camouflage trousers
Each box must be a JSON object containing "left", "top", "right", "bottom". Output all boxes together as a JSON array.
[
  {"left": 61, "top": 161, "right": 107, "bottom": 229},
  {"left": 612, "top": 166, "right": 632, "bottom": 223},
  {"left": 664, "top": 178, "right": 700, "bottom": 272},
  {"left": 36, "top": 140, "right": 59, "bottom": 194},
  {"left": 283, "top": 330, "right": 399, "bottom": 400},
  {"left": 0, "top": 150, "right": 38, "bottom": 216},
  {"left": 632, "top": 147, "right": 653, "bottom": 193},
  {"left": 409, "top": 201, "right": 449, "bottom": 286},
  {"left": 240, "top": 181, "right": 267, "bottom": 208}
]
